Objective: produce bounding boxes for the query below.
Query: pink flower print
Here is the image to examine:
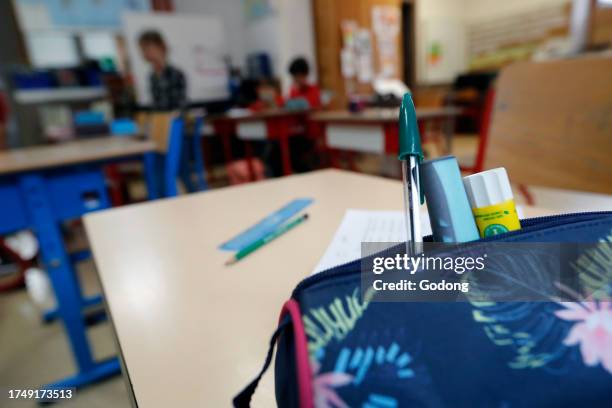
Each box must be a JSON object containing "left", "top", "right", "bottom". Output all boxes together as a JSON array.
[
  {"left": 555, "top": 301, "right": 612, "bottom": 374},
  {"left": 311, "top": 359, "right": 353, "bottom": 408}
]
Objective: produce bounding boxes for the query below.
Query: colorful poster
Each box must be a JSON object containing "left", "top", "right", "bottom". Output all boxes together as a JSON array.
[
  {"left": 372, "top": 5, "right": 400, "bottom": 79},
  {"left": 355, "top": 28, "right": 374, "bottom": 83},
  {"left": 340, "top": 48, "right": 356, "bottom": 78}
]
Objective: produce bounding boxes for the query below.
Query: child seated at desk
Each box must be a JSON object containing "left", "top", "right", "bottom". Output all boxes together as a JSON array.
[
  {"left": 287, "top": 57, "right": 321, "bottom": 109},
  {"left": 285, "top": 57, "right": 321, "bottom": 172},
  {"left": 248, "top": 78, "right": 284, "bottom": 112}
]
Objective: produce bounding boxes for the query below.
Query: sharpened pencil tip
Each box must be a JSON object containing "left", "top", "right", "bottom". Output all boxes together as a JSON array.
[{"left": 225, "top": 258, "right": 236, "bottom": 266}]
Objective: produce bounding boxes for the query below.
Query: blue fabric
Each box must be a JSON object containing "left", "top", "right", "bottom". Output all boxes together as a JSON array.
[{"left": 277, "top": 212, "right": 612, "bottom": 407}]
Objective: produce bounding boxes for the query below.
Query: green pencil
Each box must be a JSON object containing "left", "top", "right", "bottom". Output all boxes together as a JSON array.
[{"left": 225, "top": 213, "right": 309, "bottom": 265}]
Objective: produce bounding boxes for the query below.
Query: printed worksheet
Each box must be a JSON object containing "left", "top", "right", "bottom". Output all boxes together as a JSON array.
[{"left": 312, "top": 209, "right": 432, "bottom": 275}]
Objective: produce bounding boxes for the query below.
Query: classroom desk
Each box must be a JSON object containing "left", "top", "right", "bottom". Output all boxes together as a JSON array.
[
  {"left": 84, "top": 169, "right": 552, "bottom": 407},
  {"left": 0, "top": 136, "right": 158, "bottom": 389},
  {"left": 208, "top": 109, "right": 310, "bottom": 176},
  {"left": 0, "top": 137, "right": 156, "bottom": 175},
  {"left": 310, "top": 107, "right": 461, "bottom": 158}
]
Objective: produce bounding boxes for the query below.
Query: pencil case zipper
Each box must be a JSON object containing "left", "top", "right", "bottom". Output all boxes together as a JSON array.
[{"left": 293, "top": 211, "right": 612, "bottom": 296}]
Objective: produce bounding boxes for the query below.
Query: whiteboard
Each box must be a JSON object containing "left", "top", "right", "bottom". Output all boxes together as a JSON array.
[{"left": 123, "top": 12, "right": 229, "bottom": 105}]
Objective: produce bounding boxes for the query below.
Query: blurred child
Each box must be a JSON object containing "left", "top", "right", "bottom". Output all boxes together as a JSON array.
[
  {"left": 285, "top": 57, "right": 321, "bottom": 172},
  {"left": 287, "top": 57, "right": 321, "bottom": 109},
  {"left": 138, "top": 30, "right": 187, "bottom": 111},
  {"left": 249, "top": 78, "right": 284, "bottom": 112}
]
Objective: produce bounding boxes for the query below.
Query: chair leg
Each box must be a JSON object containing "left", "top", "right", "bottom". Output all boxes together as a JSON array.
[
  {"left": 179, "top": 150, "right": 195, "bottom": 193},
  {"left": 103, "top": 164, "right": 125, "bottom": 206},
  {"left": 192, "top": 134, "right": 209, "bottom": 191},
  {"left": 518, "top": 184, "right": 535, "bottom": 206}
]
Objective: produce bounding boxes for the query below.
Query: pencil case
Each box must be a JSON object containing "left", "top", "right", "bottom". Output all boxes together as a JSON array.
[{"left": 234, "top": 211, "right": 612, "bottom": 407}]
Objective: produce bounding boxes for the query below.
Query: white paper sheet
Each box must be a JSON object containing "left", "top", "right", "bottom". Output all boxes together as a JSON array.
[
  {"left": 312, "top": 206, "right": 527, "bottom": 275},
  {"left": 312, "top": 209, "right": 432, "bottom": 275}
]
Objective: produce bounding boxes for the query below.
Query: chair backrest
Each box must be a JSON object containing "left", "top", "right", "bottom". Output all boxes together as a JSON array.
[
  {"left": 484, "top": 56, "right": 612, "bottom": 194},
  {"left": 135, "top": 111, "right": 176, "bottom": 153},
  {"left": 135, "top": 111, "right": 183, "bottom": 196},
  {"left": 136, "top": 110, "right": 208, "bottom": 197}
]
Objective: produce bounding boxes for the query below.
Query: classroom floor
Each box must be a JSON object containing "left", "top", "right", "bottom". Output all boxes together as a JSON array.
[{"left": 0, "top": 259, "right": 131, "bottom": 408}]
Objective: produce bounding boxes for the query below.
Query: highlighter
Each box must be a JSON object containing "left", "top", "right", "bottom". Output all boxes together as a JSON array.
[
  {"left": 463, "top": 167, "right": 521, "bottom": 238},
  {"left": 420, "top": 156, "right": 480, "bottom": 243}
]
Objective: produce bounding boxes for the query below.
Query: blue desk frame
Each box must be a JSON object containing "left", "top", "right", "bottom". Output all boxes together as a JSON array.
[{"left": 0, "top": 151, "right": 158, "bottom": 389}]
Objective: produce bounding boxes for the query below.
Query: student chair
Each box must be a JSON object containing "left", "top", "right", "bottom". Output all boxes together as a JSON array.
[
  {"left": 468, "top": 56, "right": 612, "bottom": 204},
  {"left": 179, "top": 115, "right": 208, "bottom": 193},
  {"left": 138, "top": 111, "right": 208, "bottom": 197}
]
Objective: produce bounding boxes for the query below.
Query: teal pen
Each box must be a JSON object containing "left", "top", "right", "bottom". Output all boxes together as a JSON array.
[
  {"left": 398, "top": 93, "right": 424, "bottom": 255},
  {"left": 225, "top": 213, "right": 309, "bottom": 265}
]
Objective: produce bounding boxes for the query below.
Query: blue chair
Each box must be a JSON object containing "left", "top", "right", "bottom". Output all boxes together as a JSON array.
[
  {"left": 179, "top": 115, "right": 208, "bottom": 193},
  {"left": 145, "top": 112, "right": 209, "bottom": 198}
]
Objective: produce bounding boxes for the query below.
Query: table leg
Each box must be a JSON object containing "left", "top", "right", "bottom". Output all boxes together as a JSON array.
[
  {"left": 179, "top": 143, "right": 195, "bottom": 193},
  {"left": 244, "top": 141, "right": 256, "bottom": 181},
  {"left": 104, "top": 164, "right": 125, "bottom": 206},
  {"left": 221, "top": 130, "right": 234, "bottom": 163},
  {"left": 442, "top": 115, "right": 454, "bottom": 154},
  {"left": 329, "top": 148, "right": 340, "bottom": 168},
  {"left": 18, "top": 173, "right": 120, "bottom": 388},
  {"left": 279, "top": 135, "right": 292, "bottom": 175},
  {"left": 347, "top": 151, "right": 357, "bottom": 172},
  {"left": 144, "top": 152, "right": 160, "bottom": 200},
  {"left": 43, "top": 293, "right": 104, "bottom": 323},
  {"left": 192, "top": 134, "right": 208, "bottom": 190}
]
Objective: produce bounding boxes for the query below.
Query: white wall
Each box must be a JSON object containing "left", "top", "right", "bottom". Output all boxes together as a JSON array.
[
  {"left": 277, "top": 0, "right": 317, "bottom": 92},
  {"left": 243, "top": 1, "right": 282, "bottom": 76},
  {"left": 173, "top": 0, "right": 246, "bottom": 67},
  {"left": 415, "top": 0, "right": 468, "bottom": 84},
  {"left": 417, "top": 0, "right": 467, "bottom": 20}
]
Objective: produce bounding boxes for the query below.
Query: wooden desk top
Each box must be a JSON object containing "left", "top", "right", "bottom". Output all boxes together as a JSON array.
[
  {"left": 0, "top": 137, "right": 157, "bottom": 176},
  {"left": 84, "top": 170, "right": 552, "bottom": 407},
  {"left": 310, "top": 107, "right": 461, "bottom": 124}
]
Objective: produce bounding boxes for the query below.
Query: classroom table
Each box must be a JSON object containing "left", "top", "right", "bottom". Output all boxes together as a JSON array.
[
  {"left": 310, "top": 107, "right": 461, "bottom": 160},
  {"left": 0, "top": 136, "right": 158, "bottom": 389},
  {"left": 208, "top": 109, "right": 310, "bottom": 176},
  {"left": 84, "top": 169, "right": 552, "bottom": 407}
]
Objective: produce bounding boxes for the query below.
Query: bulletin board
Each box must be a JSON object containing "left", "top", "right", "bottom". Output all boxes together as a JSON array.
[{"left": 123, "top": 12, "right": 229, "bottom": 105}]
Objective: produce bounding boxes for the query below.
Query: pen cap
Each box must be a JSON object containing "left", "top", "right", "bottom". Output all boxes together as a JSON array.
[
  {"left": 420, "top": 156, "right": 480, "bottom": 243},
  {"left": 463, "top": 167, "right": 514, "bottom": 208},
  {"left": 398, "top": 93, "right": 423, "bottom": 162},
  {"left": 398, "top": 93, "right": 425, "bottom": 204}
]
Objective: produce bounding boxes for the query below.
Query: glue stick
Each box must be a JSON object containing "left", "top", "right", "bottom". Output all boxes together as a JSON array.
[{"left": 463, "top": 168, "right": 521, "bottom": 238}]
